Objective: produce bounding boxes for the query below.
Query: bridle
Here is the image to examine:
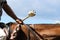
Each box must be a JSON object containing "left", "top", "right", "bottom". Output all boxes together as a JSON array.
[{"left": 9, "top": 24, "right": 20, "bottom": 40}]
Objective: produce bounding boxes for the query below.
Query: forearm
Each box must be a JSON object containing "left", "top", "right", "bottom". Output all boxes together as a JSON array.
[
  {"left": 3, "top": 3, "right": 18, "bottom": 20},
  {"left": 2, "top": 3, "right": 23, "bottom": 24}
]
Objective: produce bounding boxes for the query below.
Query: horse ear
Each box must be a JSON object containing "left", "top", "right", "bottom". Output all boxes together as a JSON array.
[
  {"left": 0, "top": 22, "right": 6, "bottom": 29},
  {"left": 6, "top": 22, "right": 14, "bottom": 27}
]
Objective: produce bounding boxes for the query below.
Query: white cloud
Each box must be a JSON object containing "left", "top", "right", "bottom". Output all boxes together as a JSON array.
[{"left": 55, "top": 21, "right": 60, "bottom": 24}]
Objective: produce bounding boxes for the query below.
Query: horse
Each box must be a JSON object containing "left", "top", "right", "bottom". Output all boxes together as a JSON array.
[
  {"left": 6, "top": 22, "right": 27, "bottom": 40},
  {"left": 6, "top": 23, "right": 60, "bottom": 40}
]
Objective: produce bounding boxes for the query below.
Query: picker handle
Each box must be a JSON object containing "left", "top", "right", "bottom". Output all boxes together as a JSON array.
[{"left": 22, "top": 10, "right": 36, "bottom": 21}]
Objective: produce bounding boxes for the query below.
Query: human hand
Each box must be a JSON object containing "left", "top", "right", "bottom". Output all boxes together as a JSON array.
[{"left": 16, "top": 19, "right": 23, "bottom": 25}]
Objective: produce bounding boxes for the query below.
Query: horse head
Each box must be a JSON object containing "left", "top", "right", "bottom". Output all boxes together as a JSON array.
[{"left": 6, "top": 22, "right": 20, "bottom": 40}]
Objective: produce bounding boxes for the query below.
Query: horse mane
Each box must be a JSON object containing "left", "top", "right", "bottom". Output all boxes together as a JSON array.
[
  {"left": 0, "top": 22, "right": 6, "bottom": 29},
  {"left": 6, "top": 22, "right": 27, "bottom": 40},
  {"left": 14, "top": 29, "right": 27, "bottom": 40}
]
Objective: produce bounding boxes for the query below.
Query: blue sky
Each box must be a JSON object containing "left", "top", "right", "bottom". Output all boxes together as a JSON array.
[{"left": 1, "top": 0, "right": 60, "bottom": 24}]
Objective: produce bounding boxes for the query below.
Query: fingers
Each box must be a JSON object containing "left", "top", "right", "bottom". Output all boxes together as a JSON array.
[{"left": 16, "top": 19, "right": 23, "bottom": 25}]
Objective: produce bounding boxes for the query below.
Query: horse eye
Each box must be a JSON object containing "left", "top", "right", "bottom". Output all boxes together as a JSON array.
[
  {"left": 16, "top": 27, "right": 19, "bottom": 31},
  {"left": 13, "top": 32, "right": 16, "bottom": 36}
]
